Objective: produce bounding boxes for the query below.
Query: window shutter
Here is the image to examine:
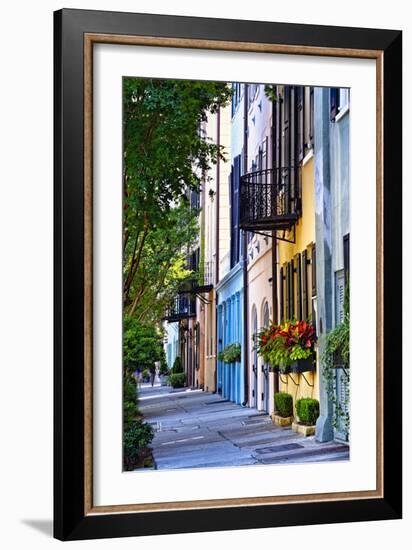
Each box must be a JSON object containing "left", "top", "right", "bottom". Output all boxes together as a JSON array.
[
  {"left": 335, "top": 270, "right": 345, "bottom": 325},
  {"left": 302, "top": 250, "right": 308, "bottom": 320},
  {"left": 309, "top": 87, "right": 314, "bottom": 147},
  {"left": 229, "top": 167, "right": 234, "bottom": 268},
  {"left": 343, "top": 234, "right": 350, "bottom": 285},
  {"left": 289, "top": 259, "right": 295, "bottom": 319},
  {"left": 282, "top": 86, "right": 290, "bottom": 168},
  {"left": 311, "top": 244, "right": 317, "bottom": 297},
  {"left": 295, "top": 253, "right": 302, "bottom": 321},
  {"left": 285, "top": 263, "right": 290, "bottom": 320},
  {"left": 279, "top": 266, "right": 284, "bottom": 322},
  {"left": 290, "top": 86, "right": 297, "bottom": 200},
  {"left": 274, "top": 87, "right": 281, "bottom": 170},
  {"left": 230, "top": 155, "right": 241, "bottom": 268},
  {"left": 297, "top": 86, "right": 304, "bottom": 162}
]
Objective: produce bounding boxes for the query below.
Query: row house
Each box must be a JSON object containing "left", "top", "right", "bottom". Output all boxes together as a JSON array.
[{"left": 163, "top": 82, "right": 350, "bottom": 443}]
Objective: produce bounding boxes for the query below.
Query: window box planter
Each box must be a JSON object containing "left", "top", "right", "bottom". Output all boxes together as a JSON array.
[
  {"left": 331, "top": 350, "right": 349, "bottom": 369},
  {"left": 290, "top": 355, "right": 315, "bottom": 374},
  {"left": 272, "top": 364, "right": 291, "bottom": 374}
]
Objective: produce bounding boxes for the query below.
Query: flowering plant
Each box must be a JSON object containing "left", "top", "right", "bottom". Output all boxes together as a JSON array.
[
  {"left": 218, "top": 342, "right": 241, "bottom": 363},
  {"left": 257, "top": 320, "right": 316, "bottom": 371}
]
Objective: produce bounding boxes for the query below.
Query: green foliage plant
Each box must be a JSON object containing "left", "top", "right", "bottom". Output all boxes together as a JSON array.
[
  {"left": 123, "top": 420, "right": 154, "bottom": 470},
  {"left": 217, "top": 343, "right": 241, "bottom": 363},
  {"left": 169, "top": 372, "right": 186, "bottom": 388},
  {"left": 274, "top": 392, "right": 293, "bottom": 418},
  {"left": 321, "top": 281, "right": 350, "bottom": 434},
  {"left": 257, "top": 320, "right": 316, "bottom": 373},
  {"left": 171, "top": 355, "right": 183, "bottom": 374},
  {"left": 123, "top": 78, "right": 232, "bottom": 323},
  {"left": 295, "top": 398, "right": 320, "bottom": 426},
  {"left": 123, "top": 317, "right": 164, "bottom": 374}
]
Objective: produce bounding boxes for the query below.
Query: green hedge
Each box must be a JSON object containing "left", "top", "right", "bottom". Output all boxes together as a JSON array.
[
  {"left": 295, "top": 398, "right": 320, "bottom": 426},
  {"left": 169, "top": 372, "right": 186, "bottom": 388},
  {"left": 123, "top": 420, "right": 154, "bottom": 471},
  {"left": 274, "top": 392, "right": 293, "bottom": 417}
]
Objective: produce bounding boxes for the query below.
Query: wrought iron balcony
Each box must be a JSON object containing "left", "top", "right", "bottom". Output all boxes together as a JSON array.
[
  {"left": 179, "top": 259, "right": 214, "bottom": 294},
  {"left": 239, "top": 166, "right": 301, "bottom": 231},
  {"left": 163, "top": 295, "right": 196, "bottom": 323}
]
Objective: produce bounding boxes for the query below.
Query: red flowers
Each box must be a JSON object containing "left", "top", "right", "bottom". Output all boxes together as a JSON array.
[
  {"left": 256, "top": 319, "right": 317, "bottom": 366},
  {"left": 280, "top": 320, "right": 316, "bottom": 350}
]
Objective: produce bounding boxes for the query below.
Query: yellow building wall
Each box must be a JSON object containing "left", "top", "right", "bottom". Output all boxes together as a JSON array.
[{"left": 276, "top": 156, "right": 320, "bottom": 411}]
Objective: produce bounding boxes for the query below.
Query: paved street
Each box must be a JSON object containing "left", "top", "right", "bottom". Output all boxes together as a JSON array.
[{"left": 138, "top": 384, "right": 349, "bottom": 470}]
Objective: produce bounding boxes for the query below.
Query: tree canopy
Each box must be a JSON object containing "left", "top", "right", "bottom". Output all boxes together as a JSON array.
[{"left": 123, "top": 78, "right": 231, "bottom": 323}]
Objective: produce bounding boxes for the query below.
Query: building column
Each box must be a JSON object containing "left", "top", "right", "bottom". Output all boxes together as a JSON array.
[{"left": 314, "top": 87, "right": 334, "bottom": 442}]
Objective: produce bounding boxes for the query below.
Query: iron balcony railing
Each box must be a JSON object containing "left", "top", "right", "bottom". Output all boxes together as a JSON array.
[
  {"left": 179, "top": 259, "right": 214, "bottom": 294},
  {"left": 239, "top": 166, "right": 301, "bottom": 231},
  {"left": 163, "top": 294, "right": 197, "bottom": 323}
]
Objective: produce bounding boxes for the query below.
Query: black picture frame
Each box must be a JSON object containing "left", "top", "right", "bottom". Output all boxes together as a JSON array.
[{"left": 54, "top": 8, "right": 402, "bottom": 541}]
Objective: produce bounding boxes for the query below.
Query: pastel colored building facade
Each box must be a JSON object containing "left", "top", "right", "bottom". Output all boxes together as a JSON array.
[{"left": 163, "top": 82, "right": 350, "bottom": 443}]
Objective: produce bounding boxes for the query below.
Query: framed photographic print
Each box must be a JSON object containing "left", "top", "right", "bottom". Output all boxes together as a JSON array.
[{"left": 54, "top": 8, "right": 402, "bottom": 541}]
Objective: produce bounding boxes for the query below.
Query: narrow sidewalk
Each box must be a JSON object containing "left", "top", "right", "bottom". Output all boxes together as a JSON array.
[{"left": 138, "top": 385, "right": 349, "bottom": 470}]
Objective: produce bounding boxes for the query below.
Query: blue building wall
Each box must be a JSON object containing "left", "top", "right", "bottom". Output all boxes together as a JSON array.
[{"left": 216, "top": 262, "right": 244, "bottom": 405}]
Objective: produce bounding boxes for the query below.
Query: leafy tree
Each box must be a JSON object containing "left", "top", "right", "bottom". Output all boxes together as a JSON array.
[
  {"left": 123, "top": 78, "right": 231, "bottom": 321},
  {"left": 123, "top": 317, "right": 164, "bottom": 375}
]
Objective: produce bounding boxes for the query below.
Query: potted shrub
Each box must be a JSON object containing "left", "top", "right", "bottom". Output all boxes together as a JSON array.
[
  {"left": 171, "top": 355, "right": 183, "bottom": 374},
  {"left": 257, "top": 320, "right": 316, "bottom": 374},
  {"left": 158, "top": 359, "right": 169, "bottom": 386},
  {"left": 292, "top": 397, "right": 320, "bottom": 436},
  {"left": 169, "top": 372, "right": 187, "bottom": 388},
  {"left": 272, "top": 391, "right": 294, "bottom": 426}
]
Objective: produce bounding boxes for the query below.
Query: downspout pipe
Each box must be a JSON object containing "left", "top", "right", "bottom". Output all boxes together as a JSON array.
[
  {"left": 271, "top": 98, "right": 279, "bottom": 394},
  {"left": 214, "top": 107, "right": 221, "bottom": 393},
  {"left": 242, "top": 85, "right": 249, "bottom": 406}
]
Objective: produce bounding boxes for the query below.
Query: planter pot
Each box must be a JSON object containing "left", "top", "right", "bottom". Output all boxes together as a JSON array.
[
  {"left": 159, "top": 375, "right": 168, "bottom": 386},
  {"left": 290, "top": 356, "right": 315, "bottom": 374},
  {"left": 292, "top": 421, "right": 316, "bottom": 437},
  {"left": 331, "top": 350, "right": 349, "bottom": 369},
  {"left": 271, "top": 413, "right": 293, "bottom": 427},
  {"left": 272, "top": 364, "right": 291, "bottom": 375}
]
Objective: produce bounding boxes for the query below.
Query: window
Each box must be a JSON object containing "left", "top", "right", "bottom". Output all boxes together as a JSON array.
[
  {"left": 330, "top": 88, "right": 350, "bottom": 121},
  {"left": 343, "top": 233, "right": 350, "bottom": 284},
  {"left": 230, "top": 155, "right": 241, "bottom": 267},
  {"left": 248, "top": 83, "right": 259, "bottom": 109},
  {"left": 335, "top": 270, "right": 345, "bottom": 326},
  {"left": 231, "top": 83, "right": 243, "bottom": 117}
]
